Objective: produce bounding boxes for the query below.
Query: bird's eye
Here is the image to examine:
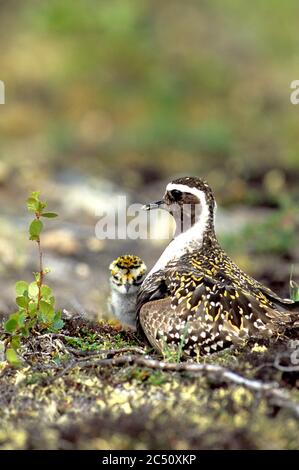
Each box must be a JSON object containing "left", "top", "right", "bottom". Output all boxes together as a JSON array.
[{"left": 171, "top": 189, "right": 182, "bottom": 201}]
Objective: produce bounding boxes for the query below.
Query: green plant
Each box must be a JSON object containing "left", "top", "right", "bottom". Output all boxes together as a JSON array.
[
  {"left": 160, "top": 323, "right": 189, "bottom": 363},
  {"left": 289, "top": 266, "right": 299, "bottom": 302},
  {"left": 147, "top": 370, "right": 168, "bottom": 386},
  {"left": 4, "top": 192, "right": 63, "bottom": 366},
  {"left": 290, "top": 280, "right": 299, "bottom": 302}
]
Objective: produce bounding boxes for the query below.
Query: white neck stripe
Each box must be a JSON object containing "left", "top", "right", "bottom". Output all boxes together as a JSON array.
[{"left": 146, "top": 183, "right": 211, "bottom": 277}]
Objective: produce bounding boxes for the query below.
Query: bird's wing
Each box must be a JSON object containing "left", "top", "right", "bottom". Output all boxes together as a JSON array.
[
  {"left": 137, "top": 274, "right": 169, "bottom": 311},
  {"left": 136, "top": 272, "right": 171, "bottom": 338},
  {"left": 138, "top": 297, "right": 175, "bottom": 352},
  {"left": 137, "top": 267, "right": 295, "bottom": 355},
  {"left": 220, "top": 254, "right": 299, "bottom": 313}
]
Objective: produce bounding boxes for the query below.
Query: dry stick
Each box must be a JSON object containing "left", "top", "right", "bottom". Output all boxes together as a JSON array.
[
  {"left": 44, "top": 359, "right": 76, "bottom": 385},
  {"left": 45, "top": 354, "right": 299, "bottom": 417},
  {"left": 66, "top": 346, "right": 147, "bottom": 357},
  {"left": 35, "top": 333, "right": 148, "bottom": 357}
]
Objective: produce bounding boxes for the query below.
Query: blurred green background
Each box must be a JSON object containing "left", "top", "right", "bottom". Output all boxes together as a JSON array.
[{"left": 0, "top": 0, "right": 298, "bottom": 315}]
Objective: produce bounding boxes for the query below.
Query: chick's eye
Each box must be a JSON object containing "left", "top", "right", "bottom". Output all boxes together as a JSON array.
[{"left": 171, "top": 189, "right": 182, "bottom": 201}]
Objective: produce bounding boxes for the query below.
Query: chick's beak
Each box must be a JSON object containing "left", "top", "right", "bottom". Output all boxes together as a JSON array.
[{"left": 142, "top": 200, "right": 164, "bottom": 211}]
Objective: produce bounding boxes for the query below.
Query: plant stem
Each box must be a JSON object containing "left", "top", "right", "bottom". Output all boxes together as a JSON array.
[
  {"left": 37, "top": 240, "right": 44, "bottom": 307},
  {"left": 36, "top": 214, "right": 43, "bottom": 310}
]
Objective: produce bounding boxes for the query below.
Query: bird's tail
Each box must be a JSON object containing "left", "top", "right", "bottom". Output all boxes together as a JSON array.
[{"left": 261, "top": 287, "right": 299, "bottom": 313}]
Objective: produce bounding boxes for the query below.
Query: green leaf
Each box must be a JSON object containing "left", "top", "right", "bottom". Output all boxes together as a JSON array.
[
  {"left": 29, "top": 219, "right": 43, "bottom": 240},
  {"left": 52, "top": 319, "right": 64, "bottom": 331},
  {"left": 11, "top": 335, "right": 21, "bottom": 350},
  {"left": 27, "top": 192, "right": 47, "bottom": 214},
  {"left": 37, "top": 201, "right": 47, "bottom": 213},
  {"left": 17, "top": 311, "right": 26, "bottom": 327},
  {"left": 20, "top": 326, "right": 30, "bottom": 337},
  {"left": 30, "top": 191, "right": 40, "bottom": 199},
  {"left": 27, "top": 197, "right": 40, "bottom": 212},
  {"left": 6, "top": 348, "right": 21, "bottom": 367},
  {"left": 40, "top": 285, "right": 52, "bottom": 299},
  {"left": 290, "top": 280, "right": 299, "bottom": 302},
  {"left": 41, "top": 212, "right": 58, "bottom": 218},
  {"left": 28, "top": 318, "right": 37, "bottom": 329},
  {"left": 30, "top": 234, "right": 40, "bottom": 241},
  {"left": 15, "top": 281, "right": 28, "bottom": 296},
  {"left": 28, "top": 302, "right": 38, "bottom": 316},
  {"left": 40, "top": 300, "right": 53, "bottom": 314},
  {"left": 39, "top": 301, "right": 55, "bottom": 323},
  {"left": 28, "top": 282, "right": 39, "bottom": 299},
  {"left": 4, "top": 317, "right": 18, "bottom": 333},
  {"left": 51, "top": 311, "right": 64, "bottom": 331},
  {"left": 5, "top": 311, "right": 26, "bottom": 333},
  {"left": 16, "top": 296, "right": 28, "bottom": 308}
]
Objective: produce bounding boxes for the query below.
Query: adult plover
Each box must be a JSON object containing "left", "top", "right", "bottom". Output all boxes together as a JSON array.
[
  {"left": 109, "top": 255, "right": 147, "bottom": 328},
  {"left": 137, "top": 176, "right": 298, "bottom": 357}
]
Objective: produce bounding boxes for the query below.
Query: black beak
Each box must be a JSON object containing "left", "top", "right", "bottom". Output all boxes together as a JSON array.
[{"left": 142, "top": 200, "right": 164, "bottom": 211}]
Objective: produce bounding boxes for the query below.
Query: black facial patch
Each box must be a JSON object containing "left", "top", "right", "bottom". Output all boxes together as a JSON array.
[
  {"left": 170, "top": 189, "right": 182, "bottom": 201},
  {"left": 166, "top": 190, "right": 199, "bottom": 206}
]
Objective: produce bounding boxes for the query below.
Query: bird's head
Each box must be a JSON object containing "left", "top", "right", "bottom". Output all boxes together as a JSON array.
[
  {"left": 109, "top": 255, "right": 147, "bottom": 294},
  {"left": 143, "top": 176, "right": 216, "bottom": 237}
]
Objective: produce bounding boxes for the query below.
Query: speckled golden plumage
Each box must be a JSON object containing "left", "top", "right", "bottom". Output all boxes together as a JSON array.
[
  {"left": 109, "top": 255, "right": 147, "bottom": 328},
  {"left": 137, "top": 177, "right": 298, "bottom": 357}
]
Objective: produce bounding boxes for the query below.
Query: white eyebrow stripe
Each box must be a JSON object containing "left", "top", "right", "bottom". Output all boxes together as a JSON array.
[{"left": 166, "top": 183, "right": 206, "bottom": 205}]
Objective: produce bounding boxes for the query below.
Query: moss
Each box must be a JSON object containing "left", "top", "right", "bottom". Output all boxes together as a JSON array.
[
  {"left": 0, "top": 316, "right": 298, "bottom": 450},
  {"left": 251, "top": 343, "right": 268, "bottom": 353}
]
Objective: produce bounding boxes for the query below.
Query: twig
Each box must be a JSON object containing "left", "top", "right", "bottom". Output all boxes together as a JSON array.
[
  {"left": 39, "top": 354, "right": 299, "bottom": 417},
  {"left": 35, "top": 333, "right": 148, "bottom": 357},
  {"left": 34, "top": 207, "right": 44, "bottom": 312},
  {"left": 252, "top": 362, "right": 276, "bottom": 373},
  {"left": 35, "top": 333, "right": 73, "bottom": 340},
  {"left": 66, "top": 346, "right": 147, "bottom": 357},
  {"left": 43, "top": 359, "right": 76, "bottom": 385}
]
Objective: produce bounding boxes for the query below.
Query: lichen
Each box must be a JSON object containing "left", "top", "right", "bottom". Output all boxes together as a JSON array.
[{"left": 0, "top": 316, "right": 298, "bottom": 449}]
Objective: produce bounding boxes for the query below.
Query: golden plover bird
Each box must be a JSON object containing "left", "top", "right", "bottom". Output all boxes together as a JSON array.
[
  {"left": 137, "top": 176, "right": 298, "bottom": 357},
  {"left": 109, "top": 255, "right": 147, "bottom": 328}
]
